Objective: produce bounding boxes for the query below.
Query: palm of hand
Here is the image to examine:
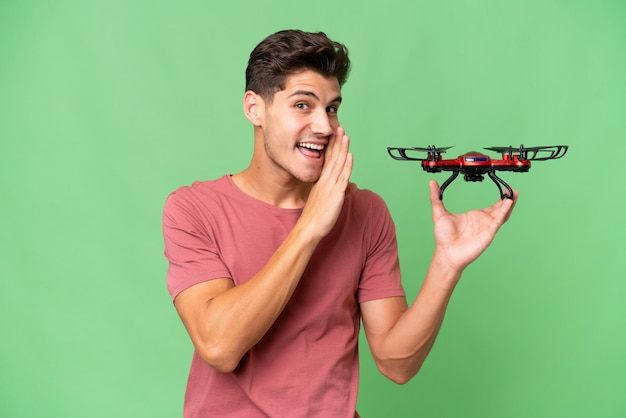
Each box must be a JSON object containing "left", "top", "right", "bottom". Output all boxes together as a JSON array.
[{"left": 429, "top": 181, "right": 517, "bottom": 273}]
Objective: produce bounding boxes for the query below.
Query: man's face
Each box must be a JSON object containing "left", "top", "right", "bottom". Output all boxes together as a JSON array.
[{"left": 258, "top": 70, "right": 342, "bottom": 184}]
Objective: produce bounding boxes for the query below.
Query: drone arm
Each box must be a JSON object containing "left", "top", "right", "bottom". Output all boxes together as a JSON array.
[
  {"left": 438, "top": 171, "right": 459, "bottom": 200},
  {"left": 487, "top": 171, "right": 514, "bottom": 200}
]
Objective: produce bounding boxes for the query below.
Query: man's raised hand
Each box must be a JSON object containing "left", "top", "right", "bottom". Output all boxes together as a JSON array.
[
  {"left": 429, "top": 179, "right": 518, "bottom": 279},
  {"left": 300, "top": 127, "right": 353, "bottom": 240}
]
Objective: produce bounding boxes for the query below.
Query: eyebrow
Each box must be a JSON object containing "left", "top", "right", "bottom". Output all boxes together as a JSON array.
[{"left": 289, "top": 90, "right": 342, "bottom": 104}]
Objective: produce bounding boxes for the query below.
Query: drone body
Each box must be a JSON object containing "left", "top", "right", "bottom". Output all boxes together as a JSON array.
[{"left": 387, "top": 145, "right": 568, "bottom": 200}]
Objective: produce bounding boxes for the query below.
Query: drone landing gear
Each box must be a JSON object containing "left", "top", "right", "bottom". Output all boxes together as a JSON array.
[
  {"left": 438, "top": 171, "right": 514, "bottom": 200},
  {"left": 438, "top": 171, "right": 459, "bottom": 200},
  {"left": 487, "top": 171, "right": 514, "bottom": 200}
]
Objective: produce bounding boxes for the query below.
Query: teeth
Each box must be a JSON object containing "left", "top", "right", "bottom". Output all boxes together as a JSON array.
[{"left": 298, "top": 142, "right": 325, "bottom": 151}]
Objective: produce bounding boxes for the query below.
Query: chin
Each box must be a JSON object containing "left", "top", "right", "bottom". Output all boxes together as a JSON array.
[{"left": 296, "top": 171, "right": 322, "bottom": 184}]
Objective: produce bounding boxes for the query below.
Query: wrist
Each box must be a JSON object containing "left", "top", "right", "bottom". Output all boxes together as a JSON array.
[
  {"left": 291, "top": 219, "right": 326, "bottom": 247},
  {"left": 428, "top": 249, "right": 464, "bottom": 290}
]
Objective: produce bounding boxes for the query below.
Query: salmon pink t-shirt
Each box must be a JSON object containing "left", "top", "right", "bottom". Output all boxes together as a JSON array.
[{"left": 163, "top": 175, "right": 405, "bottom": 418}]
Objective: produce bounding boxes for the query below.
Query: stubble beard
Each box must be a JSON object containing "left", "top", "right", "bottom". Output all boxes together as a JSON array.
[{"left": 263, "top": 132, "right": 322, "bottom": 184}]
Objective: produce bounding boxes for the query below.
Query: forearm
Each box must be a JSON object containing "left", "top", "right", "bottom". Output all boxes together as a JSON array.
[
  {"left": 374, "top": 253, "right": 461, "bottom": 383},
  {"left": 188, "top": 222, "right": 322, "bottom": 372}
]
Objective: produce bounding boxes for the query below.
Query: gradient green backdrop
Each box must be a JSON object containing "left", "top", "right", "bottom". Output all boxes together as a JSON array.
[{"left": 2, "top": 1, "right": 625, "bottom": 417}]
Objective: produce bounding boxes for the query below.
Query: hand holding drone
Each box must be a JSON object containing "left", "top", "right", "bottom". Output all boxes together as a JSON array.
[{"left": 387, "top": 145, "right": 569, "bottom": 200}]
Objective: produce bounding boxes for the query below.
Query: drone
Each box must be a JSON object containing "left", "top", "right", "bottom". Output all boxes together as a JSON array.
[{"left": 387, "top": 144, "right": 569, "bottom": 200}]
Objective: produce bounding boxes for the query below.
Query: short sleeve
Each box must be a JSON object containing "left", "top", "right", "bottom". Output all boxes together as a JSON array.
[
  {"left": 162, "top": 190, "right": 232, "bottom": 300},
  {"left": 357, "top": 193, "right": 405, "bottom": 303}
]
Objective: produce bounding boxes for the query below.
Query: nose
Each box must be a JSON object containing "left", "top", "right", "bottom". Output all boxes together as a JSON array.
[{"left": 310, "top": 109, "right": 334, "bottom": 137}]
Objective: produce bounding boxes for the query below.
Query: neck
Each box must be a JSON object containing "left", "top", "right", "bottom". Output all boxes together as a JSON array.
[{"left": 232, "top": 168, "right": 312, "bottom": 209}]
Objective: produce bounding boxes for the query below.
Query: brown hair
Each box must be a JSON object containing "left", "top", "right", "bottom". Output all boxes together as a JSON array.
[{"left": 245, "top": 29, "right": 351, "bottom": 100}]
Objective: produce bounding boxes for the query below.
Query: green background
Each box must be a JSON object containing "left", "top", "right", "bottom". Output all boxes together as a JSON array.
[{"left": 1, "top": 0, "right": 625, "bottom": 417}]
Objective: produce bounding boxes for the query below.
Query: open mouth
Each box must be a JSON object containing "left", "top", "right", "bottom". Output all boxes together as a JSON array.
[{"left": 297, "top": 142, "right": 325, "bottom": 159}]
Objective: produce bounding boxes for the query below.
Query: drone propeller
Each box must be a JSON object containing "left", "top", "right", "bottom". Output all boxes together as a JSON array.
[
  {"left": 387, "top": 145, "right": 454, "bottom": 161},
  {"left": 485, "top": 145, "right": 569, "bottom": 161}
]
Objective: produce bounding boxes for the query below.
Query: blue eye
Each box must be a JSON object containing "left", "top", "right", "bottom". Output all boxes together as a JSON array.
[{"left": 296, "top": 103, "right": 309, "bottom": 110}]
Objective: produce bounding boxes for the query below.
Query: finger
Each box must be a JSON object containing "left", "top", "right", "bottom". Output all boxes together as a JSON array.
[
  {"left": 429, "top": 180, "right": 448, "bottom": 220},
  {"left": 337, "top": 135, "right": 353, "bottom": 185},
  {"left": 491, "top": 189, "right": 518, "bottom": 223},
  {"left": 502, "top": 190, "right": 519, "bottom": 223},
  {"left": 327, "top": 126, "right": 346, "bottom": 159},
  {"left": 337, "top": 127, "right": 349, "bottom": 161},
  {"left": 324, "top": 128, "right": 350, "bottom": 181},
  {"left": 339, "top": 152, "right": 354, "bottom": 185}
]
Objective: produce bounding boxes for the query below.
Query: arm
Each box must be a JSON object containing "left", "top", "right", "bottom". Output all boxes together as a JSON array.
[
  {"left": 362, "top": 180, "right": 517, "bottom": 384},
  {"left": 174, "top": 223, "right": 322, "bottom": 373},
  {"left": 172, "top": 128, "right": 353, "bottom": 373}
]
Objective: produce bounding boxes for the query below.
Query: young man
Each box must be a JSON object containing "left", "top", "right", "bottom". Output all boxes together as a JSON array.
[{"left": 163, "top": 29, "right": 517, "bottom": 417}]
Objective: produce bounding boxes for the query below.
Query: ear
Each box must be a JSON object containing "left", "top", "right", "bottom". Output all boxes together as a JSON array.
[{"left": 243, "top": 90, "right": 264, "bottom": 126}]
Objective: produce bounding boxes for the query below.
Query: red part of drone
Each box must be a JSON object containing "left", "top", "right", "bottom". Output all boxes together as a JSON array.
[{"left": 387, "top": 145, "right": 568, "bottom": 200}]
